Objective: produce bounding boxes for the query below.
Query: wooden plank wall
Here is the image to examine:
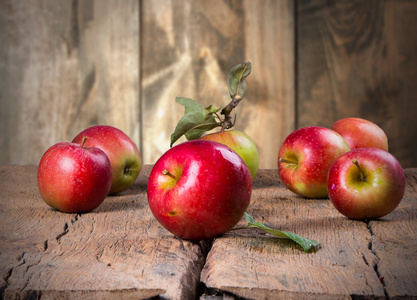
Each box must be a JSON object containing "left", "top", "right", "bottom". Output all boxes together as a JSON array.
[
  {"left": 0, "top": 0, "right": 140, "bottom": 165},
  {"left": 1, "top": 0, "right": 416, "bottom": 169},
  {"left": 141, "top": 0, "right": 294, "bottom": 168},
  {"left": 297, "top": 0, "right": 417, "bottom": 169}
]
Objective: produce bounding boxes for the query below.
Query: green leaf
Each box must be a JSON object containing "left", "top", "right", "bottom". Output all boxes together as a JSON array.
[
  {"left": 227, "top": 62, "right": 252, "bottom": 99},
  {"left": 184, "top": 122, "right": 220, "bottom": 140},
  {"left": 170, "top": 111, "right": 205, "bottom": 147},
  {"left": 170, "top": 98, "right": 221, "bottom": 147},
  {"left": 176, "top": 97, "right": 204, "bottom": 113},
  {"left": 244, "top": 213, "right": 320, "bottom": 253},
  {"left": 205, "top": 105, "right": 222, "bottom": 114}
]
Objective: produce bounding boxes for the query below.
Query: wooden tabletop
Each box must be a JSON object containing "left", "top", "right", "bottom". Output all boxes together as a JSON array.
[{"left": 0, "top": 165, "right": 416, "bottom": 299}]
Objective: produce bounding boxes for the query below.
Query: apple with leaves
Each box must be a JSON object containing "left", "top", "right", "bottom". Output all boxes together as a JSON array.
[
  {"left": 278, "top": 126, "right": 350, "bottom": 198},
  {"left": 170, "top": 62, "right": 259, "bottom": 178},
  {"left": 328, "top": 147, "right": 405, "bottom": 219},
  {"left": 37, "top": 137, "right": 112, "bottom": 213},
  {"left": 147, "top": 138, "right": 319, "bottom": 250},
  {"left": 72, "top": 125, "right": 142, "bottom": 194},
  {"left": 331, "top": 117, "right": 388, "bottom": 151},
  {"left": 151, "top": 62, "right": 320, "bottom": 252},
  {"left": 147, "top": 139, "right": 252, "bottom": 240}
]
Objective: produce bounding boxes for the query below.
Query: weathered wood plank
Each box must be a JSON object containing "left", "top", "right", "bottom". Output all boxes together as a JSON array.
[
  {"left": 3, "top": 0, "right": 416, "bottom": 171},
  {"left": 200, "top": 169, "right": 417, "bottom": 299},
  {"left": 0, "top": 166, "right": 79, "bottom": 298},
  {"left": 0, "top": 165, "right": 205, "bottom": 299},
  {"left": 297, "top": 0, "right": 417, "bottom": 168},
  {"left": 1, "top": 166, "right": 416, "bottom": 299},
  {"left": 239, "top": 0, "right": 295, "bottom": 170},
  {"left": 369, "top": 170, "right": 417, "bottom": 299},
  {"left": 140, "top": 0, "right": 295, "bottom": 169},
  {"left": 0, "top": 0, "right": 140, "bottom": 165}
]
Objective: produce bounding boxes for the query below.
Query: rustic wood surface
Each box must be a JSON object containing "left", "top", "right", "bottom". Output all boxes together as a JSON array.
[
  {"left": 0, "top": 165, "right": 206, "bottom": 299},
  {"left": 201, "top": 169, "right": 417, "bottom": 299},
  {"left": 369, "top": 170, "right": 417, "bottom": 299},
  {"left": 1, "top": 165, "right": 416, "bottom": 299}
]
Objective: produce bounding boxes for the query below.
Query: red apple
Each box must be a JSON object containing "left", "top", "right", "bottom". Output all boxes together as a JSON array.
[
  {"left": 72, "top": 125, "right": 142, "bottom": 194},
  {"left": 328, "top": 147, "right": 405, "bottom": 219},
  {"left": 278, "top": 126, "right": 350, "bottom": 198},
  {"left": 200, "top": 130, "right": 259, "bottom": 178},
  {"left": 147, "top": 140, "right": 252, "bottom": 240},
  {"left": 331, "top": 117, "right": 388, "bottom": 151},
  {"left": 37, "top": 137, "right": 112, "bottom": 213}
]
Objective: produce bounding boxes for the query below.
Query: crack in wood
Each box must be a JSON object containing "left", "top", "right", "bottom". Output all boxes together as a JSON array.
[
  {"left": 55, "top": 222, "right": 69, "bottom": 243},
  {"left": 1, "top": 251, "right": 28, "bottom": 298},
  {"left": 174, "top": 236, "right": 188, "bottom": 253},
  {"left": 2, "top": 166, "right": 415, "bottom": 298},
  {"left": 1, "top": 267, "right": 14, "bottom": 298},
  {"left": 43, "top": 239, "right": 48, "bottom": 252},
  {"left": 71, "top": 214, "right": 80, "bottom": 225},
  {"left": 20, "top": 256, "right": 43, "bottom": 294},
  {"left": 364, "top": 220, "right": 391, "bottom": 299},
  {"left": 199, "top": 283, "right": 250, "bottom": 300},
  {"left": 55, "top": 214, "right": 80, "bottom": 244},
  {"left": 361, "top": 253, "right": 369, "bottom": 266},
  {"left": 17, "top": 252, "right": 25, "bottom": 262}
]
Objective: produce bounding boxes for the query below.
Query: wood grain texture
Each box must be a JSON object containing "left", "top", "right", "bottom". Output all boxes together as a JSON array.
[
  {"left": 0, "top": 0, "right": 140, "bottom": 165},
  {"left": 368, "top": 170, "right": 417, "bottom": 299},
  {"left": 242, "top": 0, "right": 295, "bottom": 170},
  {"left": 1, "top": 166, "right": 417, "bottom": 299},
  {"left": 140, "top": 0, "right": 295, "bottom": 168},
  {"left": 297, "top": 0, "right": 417, "bottom": 168},
  {"left": 0, "top": 165, "right": 205, "bottom": 299},
  {"left": 2, "top": 0, "right": 417, "bottom": 169},
  {"left": 201, "top": 169, "right": 386, "bottom": 299}
]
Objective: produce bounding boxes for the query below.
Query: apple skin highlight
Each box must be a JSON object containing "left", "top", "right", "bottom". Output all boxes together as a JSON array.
[
  {"left": 37, "top": 141, "right": 112, "bottom": 213},
  {"left": 331, "top": 117, "right": 388, "bottom": 151},
  {"left": 200, "top": 130, "right": 259, "bottom": 179},
  {"left": 147, "top": 140, "right": 252, "bottom": 240},
  {"left": 72, "top": 125, "right": 142, "bottom": 195},
  {"left": 327, "top": 147, "right": 405, "bottom": 219},
  {"left": 278, "top": 126, "right": 350, "bottom": 198}
]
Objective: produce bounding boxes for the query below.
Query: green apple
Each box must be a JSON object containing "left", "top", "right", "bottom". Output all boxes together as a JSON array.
[
  {"left": 170, "top": 62, "right": 256, "bottom": 179},
  {"left": 200, "top": 130, "right": 259, "bottom": 178}
]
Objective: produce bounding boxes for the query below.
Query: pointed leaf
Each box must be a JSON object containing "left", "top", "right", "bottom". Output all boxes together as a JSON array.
[
  {"left": 244, "top": 213, "right": 320, "bottom": 253},
  {"left": 176, "top": 97, "right": 204, "bottom": 113},
  {"left": 227, "top": 62, "right": 252, "bottom": 99},
  {"left": 185, "top": 122, "right": 220, "bottom": 140},
  {"left": 170, "top": 100, "right": 222, "bottom": 146},
  {"left": 205, "top": 105, "right": 222, "bottom": 114},
  {"left": 170, "top": 111, "right": 206, "bottom": 147}
]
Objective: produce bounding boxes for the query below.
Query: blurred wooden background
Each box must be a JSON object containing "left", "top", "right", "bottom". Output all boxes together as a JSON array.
[{"left": 1, "top": 0, "right": 416, "bottom": 169}]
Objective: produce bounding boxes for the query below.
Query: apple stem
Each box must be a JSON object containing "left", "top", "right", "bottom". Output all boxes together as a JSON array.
[
  {"left": 162, "top": 169, "right": 176, "bottom": 180},
  {"left": 219, "top": 61, "right": 251, "bottom": 130},
  {"left": 279, "top": 158, "right": 297, "bottom": 165},
  {"left": 81, "top": 136, "right": 88, "bottom": 148},
  {"left": 221, "top": 95, "right": 241, "bottom": 129},
  {"left": 229, "top": 226, "right": 250, "bottom": 231},
  {"left": 352, "top": 159, "right": 366, "bottom": 182}
]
